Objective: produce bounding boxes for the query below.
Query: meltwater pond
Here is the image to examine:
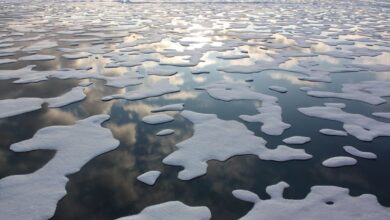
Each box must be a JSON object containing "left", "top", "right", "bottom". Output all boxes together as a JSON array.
[{"left": 0, "top": 0, "right": 390, "bottom": 219}]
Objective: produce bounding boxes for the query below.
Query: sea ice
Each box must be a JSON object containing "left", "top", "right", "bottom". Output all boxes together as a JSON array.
[
  {"left": 319, "top": 129, "right": 348, "bottom": 136},
  {"left": 198, "top": 81, "right": 290, "bottom": 135},
  {"left": 163, "top": 110, "right": 311, "bottom": 180},
  {"left": 0, "top": 115, "right": 119, "bottom": 220},
  {"left": 0, "top": 58, "right": 16, "bottom": 64},
  {"left": 102, "top": 79, "right": 180, "bottom": 101},
  {"left": 283, "top": 136, "right": 311, "bottom": 144},
  {"left": 373, "top": 112, "right": 390, "bottom": 119},
  {"left": 269, "top": 85, "right": 287, "bottom": 93},
  {"left": 62, "top": 52, "right": 91, "bottom": 59},
  {"left": 233, "top": 181, "right": 390, "bottom": 219},
  {"left": 151, "top": 103, "right": 184, "bottom": 112},
  {"left": 18, "top": 54, "right": 56, "bottom": 61},
  {"left": 156, "top": 129, "right": 175, "bottom": 136},
  {"left": 142, "top": 114, "right": 174, "bottom": 125},
  {"left": 137, "top": 171, "right": 161, "bottom": 186},
  {"left": 299, "top": 105, "right": 390, "bottom": 141},
  {"left": 307, "top": 81, "right": 390, "bottom": 105},
  {"left": 146, "top": 69, "right": 178, "bottom": 76},
  {"left": 0, "top": 87, "right": 86, "bottom": 118},
  {"left": 115, "top": 201, "right": 211, "bottom": 220},
  {"left": 343, "top": 146, "right": 377, "bottom": 159},
  {"left": 322, "top": 156, "right": 357, "bottom": 167},
  {"left": 22, "top": 39, "right": 58, "bottom": 52}
]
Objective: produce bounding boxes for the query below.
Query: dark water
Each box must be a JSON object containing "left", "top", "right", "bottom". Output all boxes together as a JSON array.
[{"left": 0, "top": 1, "right": 390, "bottom": 219}]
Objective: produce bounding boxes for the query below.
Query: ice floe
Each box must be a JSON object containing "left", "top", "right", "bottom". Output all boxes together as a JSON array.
[
  {"left": 307, "top": 81, "right": 390, "bottom": 105},
  {"left": 163, "top": 110, "right": 311, "bottom": 180},
  {"left": 146, "top": 69, "right": 178, "bottom": 76},
  {"left": 343, "top": 146, "right": 377, "bottom": 159},
  {"left": 115, "top": 201, "right": 211, "bottom": 220},
  {"left": 18, "top": 54, "right": 56, "bottom": 61},
  {"left": 319, "top": 129, "right": 348, "bottom": 136},
  {"left": 283, "top": 136, "right": 311, "bottom": 144},
  {"left": 269, "top": 85, "right": 287, "bottom": 93},
  {"left": 62, "top": 52, "right": 91, "bottom": 59},
  {"left": 0, "top": 87, "right": 86, "bottom": 118},
  {"left": 197, "top": 81, "right": 290, "bottom": 135},
  {"left": 151, "top": 103, "right": 184, "bottom": 112},
  {"left": 0, "top": 58, "right": 16, "bottom": 64},
  {"left": 299, "top": 105, "right": 390, "bottom": 141},
  {"left": 137, "top": 171, "right": 161, "bottom": 186},
  {"left": 156, "top": 129, "right": 175, "bottom": 136},
  {"left": 233, "top": 181, "right": 390, "bottom": 219},
  {"left": 102, "top": 79, "right": 180, "bottom": 101},
  {"left": 373, "top": 112, "right": 390, "bottom": 120},
  {"left": 322, "top": 156, "right": 357, "bottom": 167},
  {"left": 22, "top": 39, "right": 58, "bottom": 52},
  {"left": 0, "top": 115, "right": 119, "bottom": 220},
  {"left": 142, "top": 114, "right": 174, "bottom": 125}
]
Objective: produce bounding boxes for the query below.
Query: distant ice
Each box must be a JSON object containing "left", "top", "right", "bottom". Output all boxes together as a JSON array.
[
  {"left": 62, "top": 52, "right": 91, "bottom": 59},
  {"left": 156, "top": 129, "right": 175, "bottom": 136},
  {"left": 319, "top": 129, "right": 348, "bottom": 136},
  {"left": 0, "top": 58, "right": 16, "bottom": 64},
  {"left": 307, "top": 81, "right": 390, "bottom": 105},
  {"left": 0, "top": 87, "right": 86, "bottom": 119},
  {"left": 18, "top": 54, "right": 56, "bottom": 61},
  {"left": 322, "top": 156, "right": 357, "bottom": 167},
  {"left": 233, "top": 181, "right": 390, "bottom": 219},
  {"left": 142, "top": 114, "right": 174, "bottom": 124},
  {"left": 115, "top": 201, "right": 211, "bottom": 220},
  {"left": 0, "top": 65, "right": 142, "bottom": 88},
  {"left": 137, "top": 171, "right": 161, "bottom": 186},
  {"left": 147, "top": 69, "right": 178, "bottom": 76},
  {"left": 198, "top": 81, "right": 290, "bottom": 135},
  {"left": 163, "top": 110, "right": 311, "bottom": 180},
  {"left": 22, "top": 39, "right": 58, "bottom": 52},
  {"left": 283, "top": 136, "right": 311, "bottom": 144},
  {"left": 299, "top": 105, "right": 390, "bottom": 141},
  {"left": 0, "top": 115, "right": 119, "bottom": 220},
  {"left": 373, "top": 112, "right": 390, "bottom": 119},
  {"left": 102, "top": 79, "right": 180, "bottom": 101},
  {"left": 151, "top": 103, "right": 184, "bottom": 112},
  {"left": 343, "top": 146, "right": 377, "bottom": 159},
  {"left": 269, "top": 85, "right": 287, "bottom": 93}
]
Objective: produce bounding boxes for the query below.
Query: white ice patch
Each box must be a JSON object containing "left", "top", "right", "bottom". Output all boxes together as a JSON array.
[
  {"left": 151, "top": 103, "right": 184, "bottom": 112},
  {"left": 319, "top": 129, "right": 348, "bottom": 136},
  {"left": 233, "top": 181, "right": 390, "bottom": 220},
  {"left": 299, "top": 105, "right": 390, "bottom": 141},
  {"left": 146, "top": 69, "right": 178, "bottom": 76},
  {"left": 156, "top": 129, "right": 175, "bottom": 136},
  {"left": 0, "top": 65, "right": 142, "bottom": 88},
  {"left": 163, "top": 110, "right": 311, "bottom": 180},
  {"left": 0, "top": 58, "right": 16, "bottom": 64},
  {"left": 0, "top": 115, "right": 119, "bottom": 220},
  {"left": 137, "top": 171, "right": 161, "bottom": 186},
  {"left": 142, "top": 114, "right": 174, "bottom": 125},
  {"left": 307, "top": 81, "right": 390, "bottom": 105},
  {"left": 197, "top": 81, "right": 290, "bottom": 135},
  {"left": 269, "top": 85, "right": 287, "bottom": 93},
  {"left": 283, "top": 136, "right": 311, "bottom": 144},
  {"left": 322, "top": 156, "right": 357, "bottom": 167},
  {"left": 343, "top": 146, "right": 377, "bottom": 159},
  {"left": 373, "top": 112, "right": 390, "bottom": 120},
  {"left": 22, "top": 39, "right": 58, "bottom": 52},
  {"left": 62, "top": 52, "right": 91, "bottom": 59},
  {"left": 18, "top": 54, "right": 56, "bottom": 61},
  {"left": 0, "top": 87, "right": 86, "bottom": 118},
  {"left": 102, "top": 79, "right": 180, "bottom": 101},
  {"left": 115, "top": 201, "right": 211, "bottom": 220}
]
